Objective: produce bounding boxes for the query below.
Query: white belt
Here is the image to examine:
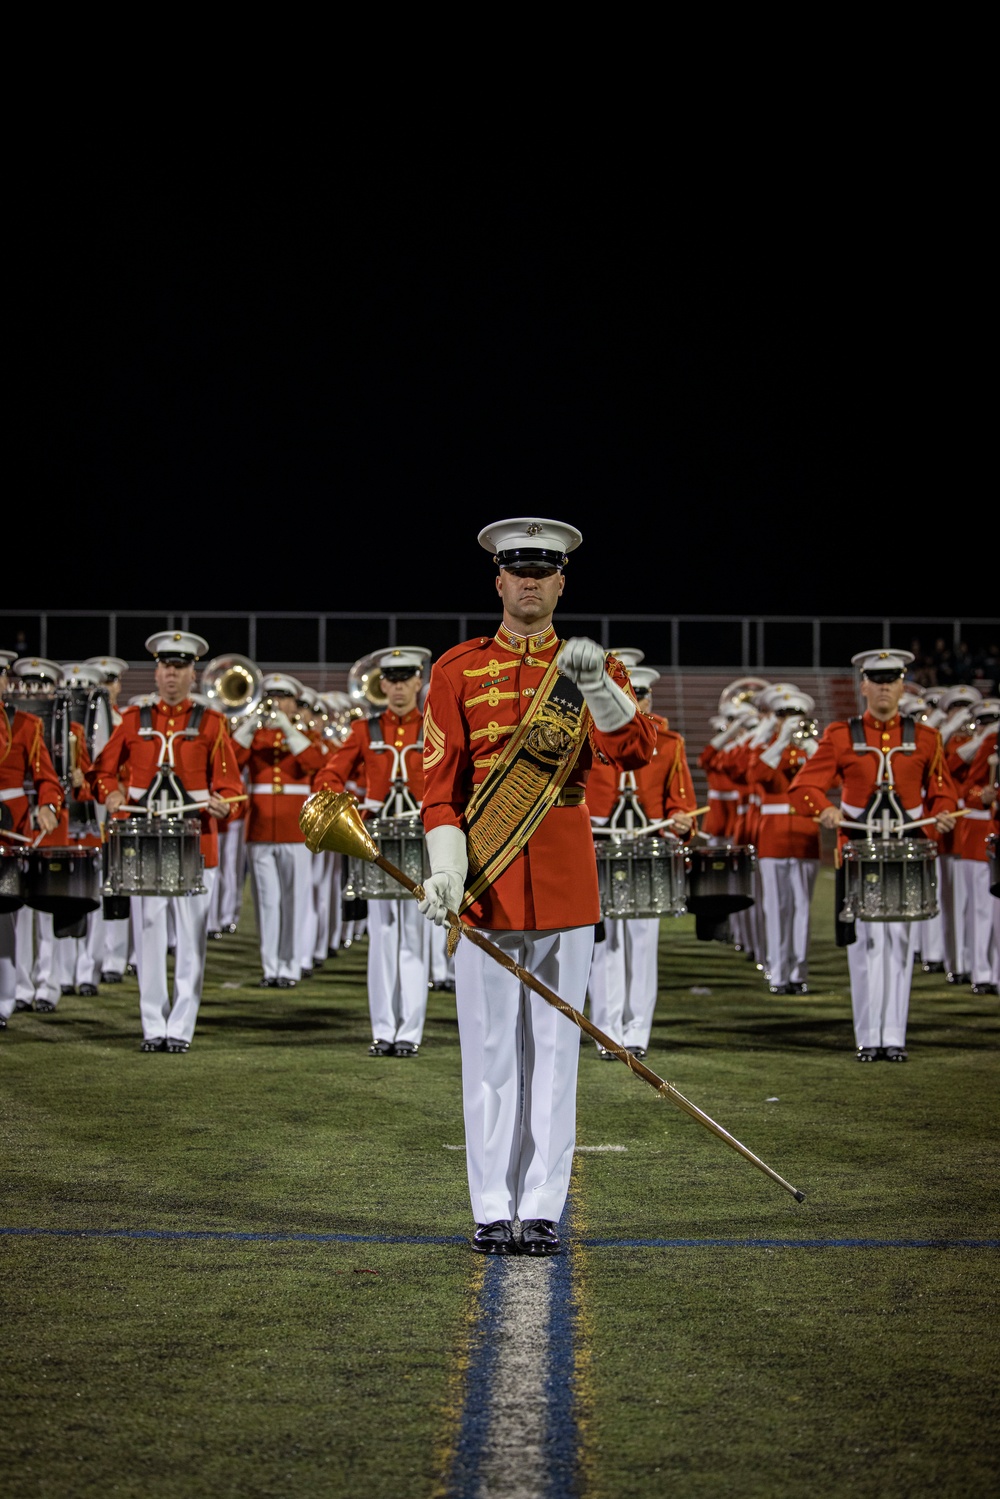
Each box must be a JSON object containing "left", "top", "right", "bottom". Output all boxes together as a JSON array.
[
  {"left": 250, "top": 783, "right": 312, "bottom": 796},
  {"left": 708, "top": 790, "right": 739, "bottom": 801},
  {"left": 0, "top": 786, "right": 26, "bottom": 803},
  {"left": 761, "top": 803, "right": 792, "bottom": 815},
  {"left": 841, "top": 800, "right": 923, "bottom": 820},
  {"left": 130, "top": 786, "right": 209, "bottom": 803}
]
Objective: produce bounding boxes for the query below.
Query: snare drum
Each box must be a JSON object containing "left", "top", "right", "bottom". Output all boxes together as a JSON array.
[
  {"left": 348, "top": 815, "right": 429, "bottom": 900},
  {"left": 685, "top": 844, "right": 757, "bottom": 916},
  {"left": 25, "top": 847, "right": 102, "bottom": 920},
  {"left": 104, "top": 817, "right": 206, "bottom": 897},
  {"left": 840, "top": 837, "right": 938, "bottom": 922},
  {"left": 0, "top": 845, "right": 28, "bottom": 914},
  {"left": 595, "top": 833, "right": 688, "bottom": 919}
]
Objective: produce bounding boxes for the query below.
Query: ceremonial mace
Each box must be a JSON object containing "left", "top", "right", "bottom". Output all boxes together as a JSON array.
[{"left": 301, "top": 789, "right": 805, "bottom": 1204}]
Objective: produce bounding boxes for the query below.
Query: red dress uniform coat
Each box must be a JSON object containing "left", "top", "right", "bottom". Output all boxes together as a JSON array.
[
  {"left": 953, "top": 730, "right": 999, "bottom": 863},
  {"left": 92, "top": 699, "right": 243, "bottom": 868},
  {"left": 312, "top": 708, "right": 425, "bottom": 812},
  {"left": 698, "top": 741, "right": 741, "bottom": 841},
  {"left": 787, "top": 712, "right": 958, "bottom": 847},
  {"left": 0, "top": 707, "right": 63, "bottom": 836},
  {"left": 587, "top": 716, "right": 696, "bottom": 827},
  {"left": 235, "top": 730, "right": 328, "bottom": 844},
  {"left": 36, "top": 722, "right": 102, "bottom": 850},
  {"left": 746, "top": 742, "right": 821, "bottom": 860},
  {"left": 420, "top": 625, "right": 656, "bottom": 931}
]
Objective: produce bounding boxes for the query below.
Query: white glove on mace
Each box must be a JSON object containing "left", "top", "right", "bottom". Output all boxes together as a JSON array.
[
  {"left": 558, "top": 638, "right": 635, "bottom": 733},
  {"left": 417, "top": 824, "right": 469, "bottom": 927}
]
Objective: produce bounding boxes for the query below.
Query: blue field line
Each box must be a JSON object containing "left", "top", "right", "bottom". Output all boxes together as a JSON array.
[
  {"left": 543, "top": 1240, "right": 578, "bottom": 1499},
  {"left": 446, "top": 1254, "right": 505, "bottom": 1499},
  {"left": 0, "top": 1226, "right": 465, "bottom": 1245},
  {"left": 583, "top": 1237, "right": 1000, "bottom": 1249}
]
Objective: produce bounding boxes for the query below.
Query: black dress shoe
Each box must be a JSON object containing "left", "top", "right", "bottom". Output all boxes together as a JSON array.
[
  {"left": 276, "top": 977, "right": 297, "bottom": 989},
  {"left": 789, "top": 982, "right": 809, "bottom": 995},
  {"left": 471, "top": 1220, "right": 519, "bottom": 1255},
  {"left": 971, "top": 982, "right": 999, "bottom": 996},
  {"left": 393, "top": 1041, "right": 420, "bottom": 1056},
  {"left": 224, "top": 923, "right": 239, "bottom": 935},
  {"left": 258, "top": 977, "right": 278, "bottom": 988},
  {"left": 101, "top": 971, "right": 124, "bottom": 984},
  {"left": 626, "top": 1045, "right": 647, "bottom": 1059},
  {"left": 165, "top": 1038, "right": 190, "bottom": 1053},
  {"left": 883, "top": 1046, "right": 908, "bottom": 1063},
  {"left": 140, "top": 1038, "right": 166, "bottom": 1052},
  {"left": 14, "top": 999, "right": 32, "bottom": 1011},
  {"left": 207, "top": 929, "right": 223, "bottom": 941},
  {"left": 34, "top": 1000, "right": 57, "bottom": 1013},
  {"left": 922, "top": 960, "right": 945, "bottom": 974},
  {"left": 78, "top": 984, "right": 99, "bottom": 997},
  {"left": 368, "top": 1039, "right": 395, "bottom": 1056},
  {"left": 60, "top": 984, "right": 76, "bottom": 996},
  {"left": 946, "top": 971, "right": 971, "bottom": 985},
  {"left": 520, "top": 1219, "right": 562, "bottom": 1256},
  {"left": 856, "top": 1046, "right": 881, "bottom": 1062},
  {"left": 768, "top": 983, "right": 793, "bottom": 995},
  {"left": 596, "top": 1045, "right": 617, "bottom": 1059}
]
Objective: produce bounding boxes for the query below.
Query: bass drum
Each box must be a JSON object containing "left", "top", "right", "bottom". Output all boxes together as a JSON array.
[
  {"left": 685, "top": 844, "right": 757, "bottom": 917},
  {"left": 347, "top": 815, "right": 429, "bottom": 900},
  {"left": 595, "top": 833, "right": 688, "bottom": 919},
  {"left": 840, "top": 838, "right": 939, "bottom": 922},
  {"left": 0, "top": 845, "right": 28, "bottom": 914},
  {"left": 25, "top": 846, "right": 102, "bottom": 935}
]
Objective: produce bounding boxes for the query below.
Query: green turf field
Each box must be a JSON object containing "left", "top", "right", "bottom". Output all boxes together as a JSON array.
[{"left": 2, "top": 868, "right": 997, "bottom": 1497}]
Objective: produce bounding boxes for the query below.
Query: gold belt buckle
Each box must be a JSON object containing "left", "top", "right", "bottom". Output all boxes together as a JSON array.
[{"left": 555, "top": 786, "right": 585, "bottom": 807}]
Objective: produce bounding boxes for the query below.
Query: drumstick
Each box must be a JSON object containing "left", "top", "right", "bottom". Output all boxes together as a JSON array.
[
  {"left": 899, "top": 808, "right": 972, "bottom": 832},
  {"left": 0, "top": 828, "right": 33, "bottom": 844}
]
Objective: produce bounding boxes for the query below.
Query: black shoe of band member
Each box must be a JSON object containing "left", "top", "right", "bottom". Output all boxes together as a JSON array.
[
  {"left": 922, "top": 961, "right": 945, "bottom": 974},
  {"left": 368, "top": 1039, "right": 395, "bottom": 1056},
  {"left": 883, "top": 1046, "right": 908, "bottom": 1063},
  {"left": 393, "top": 1041, "right": 419, "bottom": 1056},
  {"left": 140, "top": 1038, "right": 166, "bottom": 1052},
  {"left": 520, "top": 1219, "right": 562, "bottom": 1256},
  {"left": 101, "top": 971, "right": 124, "bottom": 984},
  {"left": 165, "top": 1038, "right": 190, "bottom": 1053},
  {"left": 259, "top": 977, "right": 278, "bottom": 988},
  {"left": 276, "top": 977, "right": 296, "bottom": 989},
  {"left": 78, "top": 984, "right": 99, "bottom": 997},
  {"left": 946, "top": 972, "right": 971, "bottom": 985},
  {"left": 971, "top": 982, "right": 999, "bottom": 996},
  {"left": 626, "top": 1045, "right": 647, "bottom": 1059},
  {"left": 856, "top": 1046, "right": 881, "bottom": 1062},
  {"left": 471, "top": 1220, "right": 519, "bottom": 1255},
  {"left": 14, "top": 999, "right": 32, "bottom": 1011},
  {"left": 34, "top": 1000, "right": 57, "bottom": 1013},
  {"left": 60, "top": 985, "right": 76, "bottom": 996}
]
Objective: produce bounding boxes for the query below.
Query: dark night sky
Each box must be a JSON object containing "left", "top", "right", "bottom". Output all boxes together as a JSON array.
[{"left": 17, "top": 179, "right": 989, "bottom": 627}]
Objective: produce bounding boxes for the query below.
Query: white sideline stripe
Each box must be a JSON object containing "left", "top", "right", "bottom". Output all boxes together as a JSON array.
[{"left": 480, "top": 1255, "right": 552, "bottom": 1498}]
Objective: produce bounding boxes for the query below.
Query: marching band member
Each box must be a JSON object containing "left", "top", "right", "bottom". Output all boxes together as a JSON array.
[
  {"left": 586, "top": 663, "right": 697, "bottom": 1058},
  {"left": 85, "top": 656, "right": 129, "bottom": 727},
  {"left": 899, "top": 688, "right": 948, "bottom": 973},
  {"left": 0, "top": 651, "right": 63, "bottom": 1029},
  {"left": 788, "top": 649, "right": 959, "bottom": 1063},
  {"left": 91, "top": 632, "right": 243, "bottom": 1053},
  {"left": 312, "top": 648, "right": 432, "bottom": 1056},
  {"left": 85, "top": 655, "right": 132, "bottom": 979},
  {"left": 49, "top": 663, "right": 107, "bottom": 1002},
  {"left": 232, "top": 673, "right": 326, "bottom": 990},
  {"left": 295, "top": 686, "right": 334, "bottom": 975},
  {"left": 951, "top": 699, "right": 999, "bottom": 995},
  {"left": 746, "top": 685, "right": 821, "bottom": 995},
  {"left": 938, "top": 683, "right": 984, "bottom": 985},
  {"left": 417, "top": 517, "right": 655, "bottom": 1255}
]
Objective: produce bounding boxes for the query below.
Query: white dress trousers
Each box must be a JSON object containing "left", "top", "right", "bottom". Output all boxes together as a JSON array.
[
  {"left": 366, "top": 898, "right": 430, "bottom": 1044},
  {"left": 958, "top": 857, "right": 999, "bottom": 986},
  {"left": 133, "top": 868, "right": 217, "bottom": 1043},
  {"left": 759, "top": 857, "right": 819, "bottom": 989},
  {"left": 455, "top": 924, "right": 593, "bottom": 1226},
  {"left": 846, "top": 918, "right": 916, "bottom": 1049},
  {"left": 246, "top": 842, "right": 310, "bottom": 983},
  {"left": 587, "top": 916, "right": 659, "bottom": 1050}
]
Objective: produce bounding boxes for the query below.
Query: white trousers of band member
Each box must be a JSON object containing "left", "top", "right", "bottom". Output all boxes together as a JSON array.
[
  {"left": 14, "top": 907, "right": 56, "bottom": 1005},
  {"left": 54, "top": 908, "right": 105, "bottom": 990},
  {"left": 759, "top": 858, "right": 818, "bottom": 989},
  {"left": 429, "top": 920, "right": 456, "bottom": 985},
  {"left": 327, "top": 853, "right": 344, "bottom": 953},
  {"left": 304, "top": 850, "right": 334, "bottom": 967},
  {"left": 133, "top": 870, "right": 217, "bottom": 1044},
  {"left": 939, "top": 854, "right": 970, "bottom": 975},
  {"left": 246, "top": 842, "right": 309, "bottom": 983},
  {"left": 958, "top": 859, "right": 1000, "bottom": 986},
  {"left": 455, "top": 924, "right": 593, "bottom": 1226},
  {"left": 366, "top": 899, "right": 430, "bottom": 1044},
  {"left": 916, "top": 904, "right": 946, "bottom": 964},
  {"left": 0, "top": 912, "right": 17, "bottom": 1018},
  {"left": 103, "top": 913, "right": 132, "bottom": 976},
  {"left": 587, "top": 917, "right": 659, "bottom": 1050},
  {"left": 208, "top": 820, "right": 244, "bottom": 932},
  {"left": 846, "top": 919, "right": 916, "bottom": 1049}
]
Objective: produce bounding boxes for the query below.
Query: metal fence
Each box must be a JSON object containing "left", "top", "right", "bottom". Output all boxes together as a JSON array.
[{"left": 3, "top": 609, "right": 998, "bottom": 673}]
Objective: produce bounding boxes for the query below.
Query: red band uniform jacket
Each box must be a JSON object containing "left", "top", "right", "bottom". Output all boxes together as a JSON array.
[
  {"left": 0, "top": 706, "right": 63, "bottom": 836},
  {"left": 312, "top": 707, "right": 424, "bottom": 812},
  {"left": 235, "top": 730, "right": 328, "bottom": 844},
  {"left": 92, "top": 700, "right": 243, "bottom": 867},
  {"left": 587, "top": 715, "right": 697, "bottom": 830},
  {"left": 746, "top": 740, "right": 821, "bottom": 860},
  {"left": 420, "top": 626, "right": 656, "bottom": 931}
]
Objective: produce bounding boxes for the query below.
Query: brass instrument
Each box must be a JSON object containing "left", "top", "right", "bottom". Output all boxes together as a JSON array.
[
  {"left": 718, "top": 676, "right": 770, "bottom": 713},
  {"left": 347, "top": 650, "right": 391, "bottom": 710},
  {"left": 201, "top": 654, "right": 263, "bottom": 719},
  {"left": 790, "top": 716, "right": 820, "bottom": 744}
]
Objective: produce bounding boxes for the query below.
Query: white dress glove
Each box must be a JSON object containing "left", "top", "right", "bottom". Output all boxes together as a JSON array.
[
  {"left": 558, "top": 638, "right": 635, "bottom": 733},
  {"left": 417, "top": 824, "right": 468, "bottom": 927},
  {"left": 759, "top": 717, "right": 798, "bottom": 769},
  {"left": 233, "top": 718, "right": 256, "bottom": 749},
  {"left": 957, "top": 726, "right": 992, "bottom": 763}
]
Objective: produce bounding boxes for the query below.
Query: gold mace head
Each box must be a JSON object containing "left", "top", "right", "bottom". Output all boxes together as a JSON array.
[{"left": 299, "top": 789, "right": 378, "bottom": 861}]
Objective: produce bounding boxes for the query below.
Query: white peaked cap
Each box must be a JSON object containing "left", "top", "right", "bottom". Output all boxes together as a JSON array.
[
  {"left": 629, "top": 667, "right": 660, "bottom": 692},
  {"left": 610, "top": 647, "right": 645, "bottom": 668},
  {"left": 262, "top": 673, "right": 304, "bottom": 698},
  {"left": 768, "top": 685, "right": 816, "bottom": 714},
  {"left": 478, "top": 517, "right": 583, "bottom": 567},
  {"left": 146, "top": 631, "right": 210, "bottom": 661},
  {"left": 938, "top": 683, "right": 983, "bottom": 711},
  {"left": 61, "top": 663, "right": 106, "bottom": 688},
  {"left": 972, "top": 697, "right": 1000, "bottom": 719},
  {"left": 85, "top": 655, "right": 129, "bottom": 678},
  {"left": 376, "top": 646, "right": 431, "bottom": 673},
  {"left": 899, "top": 693, "right": 928, "bottom": 715},
  {"left": 851, "top": 649, "right": 915, "bottom": 673},
  {"left": 12, "top": 656, "right": 62, "bottom": 683},
  {"left": 0, "top": 648, "right": 18, "bottom": 668}
]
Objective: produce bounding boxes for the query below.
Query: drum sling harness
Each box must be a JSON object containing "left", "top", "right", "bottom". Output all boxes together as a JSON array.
[
  {"left": 460, "top": 645, "right": 592, "bottom": 915},
  {"left": 366, "top": 712, "right": 423, "bottom": 818},
  {"left": 135, "top": 704, "right": 206, "bottom": 811},
  {"left": 836, "top": 716, "right": 917, "bottom": 946}
]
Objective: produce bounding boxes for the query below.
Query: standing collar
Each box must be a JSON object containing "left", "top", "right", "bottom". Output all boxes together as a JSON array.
[{"left": 494, "top": 622, "right": 558, "bottom": 655}]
